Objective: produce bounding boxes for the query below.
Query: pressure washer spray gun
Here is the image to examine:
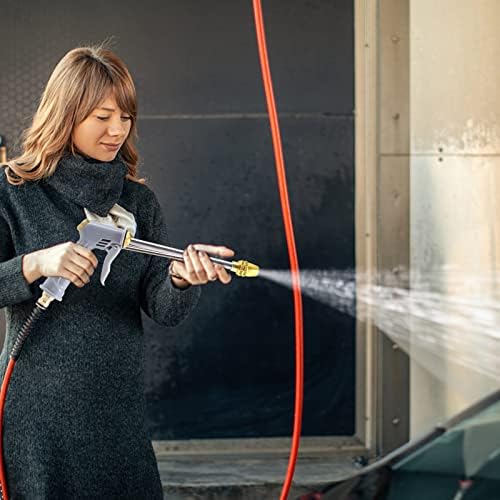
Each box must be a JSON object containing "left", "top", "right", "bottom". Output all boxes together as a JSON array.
[
  {"left": 38, "top": 219, "right": 260, "bottom": 307},
  {"left": 0, "top": 219, "right": 259, "bottom": 500}
]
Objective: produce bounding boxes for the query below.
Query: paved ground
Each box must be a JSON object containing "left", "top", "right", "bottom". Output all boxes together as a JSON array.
[{"left": 156, "top": 442, "right": 366, "bottom": 499}]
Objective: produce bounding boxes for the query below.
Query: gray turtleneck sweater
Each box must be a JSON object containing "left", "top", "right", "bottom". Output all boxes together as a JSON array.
[{"left": 0, "top": 152, "right": 201, "bottom": 499}]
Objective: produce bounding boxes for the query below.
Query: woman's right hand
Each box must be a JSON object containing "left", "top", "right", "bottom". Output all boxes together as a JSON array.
[{"left": 22, "top": 242, "right": 98, "bottom": 287}]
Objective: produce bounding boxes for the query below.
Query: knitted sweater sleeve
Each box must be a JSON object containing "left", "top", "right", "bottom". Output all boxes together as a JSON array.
[
  {"left": 139, "top": 191, "right": 201, "bottom": 327},
  {"left": 0, "top": 211, "right": 35, "bottom": 308}
]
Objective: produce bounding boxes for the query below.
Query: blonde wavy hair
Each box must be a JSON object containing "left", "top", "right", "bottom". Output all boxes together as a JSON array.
[{"left": 3, "top": 42, "right": 145, "bottom": 186}]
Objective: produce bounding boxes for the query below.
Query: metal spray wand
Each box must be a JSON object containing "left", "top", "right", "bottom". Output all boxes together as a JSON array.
[
  {"left": 122, "top": 232, "right": 260, "bottom": 278},
  {"left": 37, "top": 220, "right": 259, "bottom": 308}
]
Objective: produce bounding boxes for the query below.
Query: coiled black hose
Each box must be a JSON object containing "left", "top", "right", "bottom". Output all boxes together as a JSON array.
[
  {"left": 10, "top": 304, "right": 47, "bottom": 360},
  {"left": 0, "top": 301, "right": 49, "bottom": 500}
]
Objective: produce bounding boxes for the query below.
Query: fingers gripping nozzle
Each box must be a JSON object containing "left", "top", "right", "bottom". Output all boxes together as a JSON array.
[{"left": 123, "top": 233, "right": 260, "bottom": 278}]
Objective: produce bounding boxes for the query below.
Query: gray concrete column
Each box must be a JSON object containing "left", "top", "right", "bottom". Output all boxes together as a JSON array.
[{"left": 410, "top": 0, "right": 500, "bottom": 436}]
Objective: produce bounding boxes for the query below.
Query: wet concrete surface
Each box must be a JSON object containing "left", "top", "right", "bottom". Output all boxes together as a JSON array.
[{"left": 157, "top": 449, "right": 363, "bottom": 499}]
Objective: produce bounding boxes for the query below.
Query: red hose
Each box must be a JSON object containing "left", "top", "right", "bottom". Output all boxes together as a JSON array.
[
  {"left": 252, "top": 2, "right": 304, "bottom": 498},
  {"left": 0, "top": 359, "right": 15, "bottom": 500},
  {"left": 0, "top": 7, "right": 303, "bottom": 500}
]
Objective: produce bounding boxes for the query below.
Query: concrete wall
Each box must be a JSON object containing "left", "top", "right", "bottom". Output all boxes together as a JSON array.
[
  {"left": 358, "top": 0, "right": 500, "bottom": 450},
  {"left": 409, "top": 0, "right": 500, "bottom": 436}
]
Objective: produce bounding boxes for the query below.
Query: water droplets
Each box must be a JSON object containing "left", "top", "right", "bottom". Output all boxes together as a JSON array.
[{"left": 259, "top": 267, "right": 500, "bottom": 383}]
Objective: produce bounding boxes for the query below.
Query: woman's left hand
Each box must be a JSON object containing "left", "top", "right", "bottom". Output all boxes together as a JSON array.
[{"left": 169, "top": 244, "right": 235, "bottom": 288}]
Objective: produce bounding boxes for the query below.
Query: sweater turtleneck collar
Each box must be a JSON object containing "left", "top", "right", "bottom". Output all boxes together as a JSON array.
[{"left": 44, "top": 151, "right": 128, "bottom": 217}]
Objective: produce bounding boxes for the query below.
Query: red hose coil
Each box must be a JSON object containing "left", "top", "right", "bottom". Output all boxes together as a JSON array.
[
  {"left": 252, "top": 2, "right": 305, "bottom": 498},
  {"left": 0, "top": 359, "right": 15, "bottom": 500}
]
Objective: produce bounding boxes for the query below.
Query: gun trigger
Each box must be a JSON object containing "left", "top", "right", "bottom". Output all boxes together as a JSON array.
[{"left": 101, "top": 245, "right": 122, "bottom": 286}]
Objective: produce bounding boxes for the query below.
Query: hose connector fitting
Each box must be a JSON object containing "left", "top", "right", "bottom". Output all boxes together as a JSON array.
[
  {"left": 36, "top": 291, "right": 56, "bottom": 310},
  {"left": 230, "top": 260, "right": 260, "bottom": 278}
]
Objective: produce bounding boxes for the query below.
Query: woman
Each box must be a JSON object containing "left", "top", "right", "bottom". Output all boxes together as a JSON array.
[{"left": 0, "top": 44, "right": 233, "bottom": 498}]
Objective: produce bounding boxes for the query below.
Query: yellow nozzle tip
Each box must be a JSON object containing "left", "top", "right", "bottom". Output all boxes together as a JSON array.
[{"left": 231, "top": 260, "right": 260, "bottom": 278}]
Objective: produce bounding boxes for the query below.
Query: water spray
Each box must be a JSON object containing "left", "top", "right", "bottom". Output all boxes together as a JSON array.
[{"left": 263, "top": 267, "right": 500, "bottom": 390}]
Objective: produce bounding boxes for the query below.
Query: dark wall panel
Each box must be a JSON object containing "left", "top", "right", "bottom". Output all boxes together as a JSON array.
[
  {"left": 139, "top": 116, "right": 355, "bottom": 438},
  {"left": 0, "top": 0, "right": 353, "bottom": 150},
  {"left": 0, "top": 0, "right": 355, "bottom": 439}
]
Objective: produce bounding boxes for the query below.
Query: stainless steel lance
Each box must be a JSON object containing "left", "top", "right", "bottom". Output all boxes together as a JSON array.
[{"left": 122, "top": 230, "right": 260, "bottom": 278}]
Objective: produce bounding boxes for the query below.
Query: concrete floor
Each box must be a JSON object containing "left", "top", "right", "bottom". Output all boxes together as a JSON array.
[{"left": 155, "top": 439, "right": 365, "bottom": 499}]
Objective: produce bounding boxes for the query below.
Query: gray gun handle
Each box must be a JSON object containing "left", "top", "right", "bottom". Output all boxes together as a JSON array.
[{"left": 39, "top": 235, "right": 92, "bottom": 302}]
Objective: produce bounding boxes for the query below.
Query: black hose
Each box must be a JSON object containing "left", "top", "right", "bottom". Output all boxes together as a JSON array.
[
  {"left": 10, "top": 304, "right": 46, "bottom": 361},
  {"left": 0, "top": 302, "right": 48, "bottom": 500}
]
